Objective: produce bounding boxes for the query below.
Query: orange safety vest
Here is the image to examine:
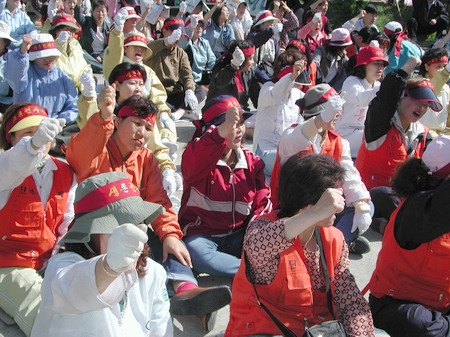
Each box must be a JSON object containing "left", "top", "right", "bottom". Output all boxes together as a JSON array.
[
  {"left": 225, "top": 210, "right": 343, "bottom": 336},
  {"left": 0, "top": 158, "right": 73, "bottom": 270},
  {"left": 269, "top": 130, "right": 343, "bottom": 209},
  {"left": 355, "top": 125, "right": 428, "bottom": 190},
  {"left": 368, "top": 200, "right": 450, "bottom": 313}
]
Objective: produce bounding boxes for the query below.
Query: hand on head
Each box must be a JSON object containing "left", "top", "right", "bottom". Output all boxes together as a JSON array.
[{"left": 218, "top": 106, "right": 242, "bottom": 138}]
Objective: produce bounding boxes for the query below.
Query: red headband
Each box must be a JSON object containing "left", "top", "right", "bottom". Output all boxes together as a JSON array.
[
  {"left": 426, "top": 55, "right": 449, "bottom": 65},
  {"left": 241, "top": 46, "right": 255, "bottom": 57},
  {"left": 30, "top": 41, "right": 57, "bottom": 52},
  {"left": 5, "top": 105, "right": 48, "bottom": 143},
  {"left": 434, "top": 162, "right": 450, "bottom": 178},
  {"left": 288, "top": 40, "right": 307, "bottom": 54},
  {"left": 277, "top": 65, "right": 294, "bottom": 80},
  {"left": 117, "top": 105, "right": 156, "bottom": 125},
  {"left": 51, "top": 14, "right": 77, "bottom": 26},
  {"left": 162, "top": 17, "right": 185, "bottom": 31},
  {"left": 115, "top": 69, "right": 144, "bottom": 83},
  {"left": 124, "top": 34, "right": 148, "bottom": 45},
  {"left": 74, "top": 178, "right": 140, "bottom": 214},
  {"left": 202, "top": 96, "right": 241, "bottom": 124}
]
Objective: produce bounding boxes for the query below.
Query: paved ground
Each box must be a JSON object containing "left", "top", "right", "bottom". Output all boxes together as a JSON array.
[{"left": 0, "top": 114, "right": 383, "bottom": 336}]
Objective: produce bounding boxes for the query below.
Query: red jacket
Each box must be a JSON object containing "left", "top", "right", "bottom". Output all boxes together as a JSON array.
[
  {"left": 369, "top": 200, "right": 450, "bottom": 313},
  {"left": 179, "top": 127, "right": 271, "bottom": 236},
  {"left": 356, "top": 125, "right": 428, "bottom": 190},
  {"left": 0, "top": 158, "right": 73, "bottom": 270},
  {"left": 225, "top": 211, "right": 343, "bottom": 336},
  {"left": 270, "top": 130, "right": 343, "bottom": 208}
]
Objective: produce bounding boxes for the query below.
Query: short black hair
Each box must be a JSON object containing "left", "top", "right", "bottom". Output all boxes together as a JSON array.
[
  {"left": 278, "top": 153, "right": 345, "bottom": 217},
  {"left": 109, "top": 62, "right": 148, "bottom": 84},
  {"left": 419, "top": 47, "right": 448, "bottom": 76},
  {"left": 364, "top": 4, "right": 378, "bottom": 14}
]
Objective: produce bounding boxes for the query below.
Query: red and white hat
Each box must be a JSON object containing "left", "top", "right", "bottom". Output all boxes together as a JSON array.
[
  {"left": 384, "top": 21, "right": 403, "bottom": 36},
  {"left": 124, "top": 31, "right": 151, "bottom": 59},
  {"left": 254, "top": 10, "right": 278, "bottom": 27},
  {"left": 422, "top": 135, "right": 450, "bottom": 178},
  {"left": 29, "top": 33, "right": 61, "bottom": 61},
  {"left": 123, "top": 6, "right": 141, "bottom": 21},
  {"left": 329, "top": 28, "right": 352, "bottom": 47}
]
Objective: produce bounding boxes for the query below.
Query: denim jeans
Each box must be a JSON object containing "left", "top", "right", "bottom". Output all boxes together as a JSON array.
[
  {"left": 255, "top": 145, "right": 277, "bottom": 177},
  {"left": 147, "top": 229, "right": 198, "bottom": 297},
  {"left": 183, "top": 227, "right": 245, "bottom": 278},
  {"left": 334, "top": 201, "right": 375, "bottom": 243}
]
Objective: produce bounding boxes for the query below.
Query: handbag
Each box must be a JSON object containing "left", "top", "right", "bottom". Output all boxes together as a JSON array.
[{"left": 246, "top": 227, "right": 348, "bottom": 337}]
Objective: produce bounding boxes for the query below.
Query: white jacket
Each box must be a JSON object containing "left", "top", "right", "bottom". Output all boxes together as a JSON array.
[
  {"left": 335, "top": 75, "right": 381, "bottom": 158},
  {"left": 279, "top": 119, "right": 370, "bottom": 205},
  {"left": 31, "top": 253, "right": 173, "bottom": 337},
  {"left": 254, "top": 75, "right": 304, "bottom": 153}
]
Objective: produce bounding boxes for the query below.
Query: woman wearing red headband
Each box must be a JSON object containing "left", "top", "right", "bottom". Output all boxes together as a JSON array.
[
  {"left": 418, "top": 48, "right": 450, "bottom": 137},
  {"left": 0, "top": 103, "right": 76, "bottom": 336},
  {"left": 179, "top": 95, "right": 270, "bottom": 279},
  {"left": 207, "top": 40, "right": 260, "bottom": 113}
]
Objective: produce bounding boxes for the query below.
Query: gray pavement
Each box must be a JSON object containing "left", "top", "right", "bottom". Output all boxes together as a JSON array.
[{"left": 0, "top": 117, "right": 383, "bottom": 337}]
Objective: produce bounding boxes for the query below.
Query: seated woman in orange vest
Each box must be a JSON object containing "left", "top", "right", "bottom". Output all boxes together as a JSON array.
[
  {"left": 367, "top": 134, "right": 450, "bottom": 337},
  {"left": 225, "top": 153, "right": 375, "bottom": 337},
  {"left": 355, "top": 56, "right": 438, "bottom": 235},
  {"left": 0, "top": 103, "right": 76, "bottom": 337},
  {"left": 270, "top": 84, "right": 372, "bottom": 255}
]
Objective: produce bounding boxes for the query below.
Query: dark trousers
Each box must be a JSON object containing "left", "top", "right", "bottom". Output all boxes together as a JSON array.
[
  {"left": 370, "top": 186, "right": 400, "bottom": 221},
  {"left": 407, "top": 17, "right": 448, "bottom": 41},
  {"left": 370, "top": 294, "right": 450, "bottom": 337}
]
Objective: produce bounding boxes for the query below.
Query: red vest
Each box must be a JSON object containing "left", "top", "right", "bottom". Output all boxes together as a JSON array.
[
  {"left": 368, "top": 200, "right": 450, "bottom": 313},
  {"left": 300, "top": 62, "right": 319, "bottom": 94},
  {"left": 355, "top": 125, "right": 428, "bottom": 190},
  {"left": 0, "top": 158, "right": 73, "bottom": 270},
  {"left": 269, "top": 130, "right": 343, "bottom": 209},
  {"left": 225, "top": 210, "right": 343, "bottom": 336}
]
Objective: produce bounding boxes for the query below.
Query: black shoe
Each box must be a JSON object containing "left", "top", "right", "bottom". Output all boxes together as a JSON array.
[
  {"left": 197, "top": 311, "right": 218, "bottom": 331},
  {"left": 348, "top": 237, "right": 370, "bottom": 255},
  {"left": 170, "top": 285, "right": 231, "bottom": 316}
]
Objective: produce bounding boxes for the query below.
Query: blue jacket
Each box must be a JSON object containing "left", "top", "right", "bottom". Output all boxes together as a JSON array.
[
  {"left": 0, "top": 0, "right": 37, "bottom": 49},
  {"left": 202, "top": 19, "right": 235, "bottom": 58},
  {"left": 0, "top": 52, "right": 12, "bottom": 105},
  {"left": 5, "top": 50, "right": 79, "bottom": 124},
  {"left": 185, "top": 37, "right": 216, "bottom": 83},
  {"left": 385, "top": 40, "right": 423, "bottom": 75}
]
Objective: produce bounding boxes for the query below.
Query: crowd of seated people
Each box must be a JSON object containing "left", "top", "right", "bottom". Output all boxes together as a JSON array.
[{"left": 3, "top": 0, "right": 450, "bottom": 336}]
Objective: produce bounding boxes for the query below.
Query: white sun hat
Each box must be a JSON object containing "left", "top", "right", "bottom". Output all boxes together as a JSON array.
[{"left": 29, "top": 33, "right": 61, "bottom": 61}]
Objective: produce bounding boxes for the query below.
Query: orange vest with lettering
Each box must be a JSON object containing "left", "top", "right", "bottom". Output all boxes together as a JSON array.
[
  {"left": 225, "top": 210, "right": 343, "bottom": 336},
  {"left": 270, "top": 130, "right": 343, "bottom": 209},
  {"left": 368, "top": 200, "right": 450, "bottom": 313},
  {"left": 355, "top": 126, "right": 428, "bottom": 190},
  {"left": 0, "top": 158, "right": 73, "bottom": 270}
]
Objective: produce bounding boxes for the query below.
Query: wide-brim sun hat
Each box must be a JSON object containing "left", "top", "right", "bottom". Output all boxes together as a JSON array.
[
  {"left": 59, "top": 172, "right": 164, "bottom": 245},
  {"left": 329, "top": 28, "right": 352, "bottom": 47},
  {"left": 422, "top": 135, "right": 450, "bottom": 178},
  {"left": 50, "top": 14, "right": 80, "bottom": 32},
  {"left": 124, "top": 32, "right": 151, "bottom": 59},
  {"left": 29, "top": 33, "right": 61, "bottom": 61},
  {"left": 123, "top": 6, "right": 141, "bottom": 21},
  {"left": 254, "top": 10, "right": 279, "bottom": 27},
  {"left": 406, "top": 79, "right": 442, "bottom": 112},
  {"left": 297, "top": 83, "right": 339, "bottom": 118},
  {"left": 0, "top": 20, "right": 18, "bottom": 43},
  {"left": 355, "top": 45, "right": 389, "bottom": 68}
]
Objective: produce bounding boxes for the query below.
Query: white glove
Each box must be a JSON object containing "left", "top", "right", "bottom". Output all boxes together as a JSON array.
[
  {"left": 351, "top": 212, "right": 372, "bottom": 235},
  {"left": 320, "top": 95, "right": 344, "bottom": 122},
  {"left": 167, "top": 27, "right": 182, "bottom": 44},
  {"left": 273, "top": 22, "right": 283, "bottom": 40},
  {"left": 106, "top": 223, "right": 148, "bottom": 273},
  {"left": 159, "top": 112, "right": 176, "bottom": 134},
  {"left": 184, "top": 89, "right": 198, "bottom": 110},
  {"left": 179, "top": 1, "right": 187, "bottom": 14},
  {"left": 57, "top": 30, "right": 71, "bottom": 44},
  {"left": 162, "top": 168, "right": 177, "bottom": 196},
  {"left": 31, "top": 118, "right": 63, "bottom": 148},
  {"left": 231, "top": 46, "right": 245, "bottom": 67},
  {"left": 189, "top": 14, "right": 199, "bottom": 29},
  {"left": 312, "top": 12, "right": 321, "bottom": 24},
  {"left": 80, "top": 71, "right": 97, "bottom": 98},
  {"left": 369, "top": 40, "right": 379, "bottom": 48},
  {"left": 48, "top": 8, "right": 58, "bottom": 21},
  {"left": 114, "top": 8, "right": 128, "bottom": 32}
]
